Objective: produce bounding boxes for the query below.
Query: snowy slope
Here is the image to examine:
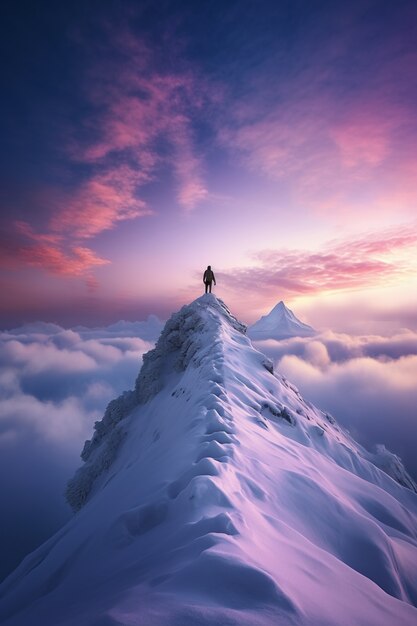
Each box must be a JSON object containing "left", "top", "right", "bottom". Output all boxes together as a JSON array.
[
  {"left": 248, "top": 301, "right": 316, "bottom": 340},
  {"left": 1, "top": 295, "right": 417, "bottom": 626}
]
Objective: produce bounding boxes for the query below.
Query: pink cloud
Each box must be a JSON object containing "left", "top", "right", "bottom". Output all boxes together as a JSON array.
[
  {"left": 14, "top": 221, "right": 62, "bottom": 245},
  {"left": 220, "top": 224, "right": 417, "bottom": 303},
  {"left": 219, "top": 43, "right": 416, "bottom": 219},
  {"left": 326, "top": 98, "right": 402, "bottom": 170},
  {"left": 169, "top": 121, "right": 209, "bottom": 210},
  {"left": 328, "top": 224, "right": 417, "bottom": 257},
  {"left": 177, "top": 178, "right": 208, "bottom": 210},
  {"left": 50, "top": 166, "right": 151, "bottom": 239},
  {"left": 330, "top": 116, "right": 390, "bottom": 168},
  {"left": 0, "top": 223, "right": 109, "bottom": 278},
  {"left": 23, "top": 244, "right": 109, "bottom": 276},
  {"left": 71, "top": 32, "right": 215, "bottom": 214}
]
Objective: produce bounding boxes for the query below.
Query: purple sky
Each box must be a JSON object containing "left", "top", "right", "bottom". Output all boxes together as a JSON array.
[{"left": 0, "top": 0, "right": 416, "bottom": 329}]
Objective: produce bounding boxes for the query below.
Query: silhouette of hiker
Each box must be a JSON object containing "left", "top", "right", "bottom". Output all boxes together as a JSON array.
[{"left": 203, "top": 265, "right": 216, "bottom": 293}]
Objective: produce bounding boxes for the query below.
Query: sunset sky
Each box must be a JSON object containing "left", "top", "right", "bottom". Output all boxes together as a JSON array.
[{"left": 1, "top": 0, "right": 416, "bottom": 329}]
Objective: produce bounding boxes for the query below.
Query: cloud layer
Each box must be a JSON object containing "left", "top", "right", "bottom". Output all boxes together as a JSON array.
[
  {"left": 255, "top": 330, "right": 417, "bottom": 482},
  {"left": 0, "top": 319, "right": 161, "bottom": 582}
]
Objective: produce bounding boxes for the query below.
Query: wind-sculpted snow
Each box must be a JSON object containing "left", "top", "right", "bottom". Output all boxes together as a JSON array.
[
  {"left": 1, "top": 294, "right": 417, "bottom": 626},
  {"left": 369, "top": 445, "right": 417, "bottom": 492},
  {"left": 66, "top": 296, "right": 246, "bottom": 511}
]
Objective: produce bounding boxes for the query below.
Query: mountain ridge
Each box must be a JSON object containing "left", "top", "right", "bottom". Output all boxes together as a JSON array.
[{"left": 1, "top": 294, "right": 416, "bottom": 626}]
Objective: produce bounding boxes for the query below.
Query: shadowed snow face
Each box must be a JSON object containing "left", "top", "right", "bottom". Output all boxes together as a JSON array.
[
  {"left": 0, "top": 321, "right": 157, "bottom": 582},
  {"left": 255, "top": 330, "right": 417, "bottom": 481}
]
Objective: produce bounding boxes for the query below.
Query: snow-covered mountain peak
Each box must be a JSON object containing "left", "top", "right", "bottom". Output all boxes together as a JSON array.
[
  {"left": 248, "top": 300, "right": 316, "bottom": 340},
  {"left": 271, "top": 300, "right": 288, "bottom": 313},
  {"left": 1, "top": 296, "right": 417, "bottom": 626}
]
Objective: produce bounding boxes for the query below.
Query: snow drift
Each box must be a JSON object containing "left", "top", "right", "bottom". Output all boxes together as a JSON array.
[
  {"left": 248, "top": 300, "right": 316, "bottom": 340},
  {"left": 1, "top": 294, "right": 417, "bottom": 626}
]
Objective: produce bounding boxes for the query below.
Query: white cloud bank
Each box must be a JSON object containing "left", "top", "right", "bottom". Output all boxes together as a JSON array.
[
  {"left": 254, "top": 330, "right": 417, "bottom": 484},
  {"left": 0, "top": 318, "right": 161, "bottom": 582}
]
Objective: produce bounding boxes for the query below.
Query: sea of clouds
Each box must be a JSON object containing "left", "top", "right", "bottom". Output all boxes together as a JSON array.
[
  {"left": 0, "top": 317, "right": 162, "bottom": 582},
  {"left": 254, "top": 330, "right": 417, "bottom": 484},
  {"left": 1, "top": 317, "right": 416, "bottom": 583}
]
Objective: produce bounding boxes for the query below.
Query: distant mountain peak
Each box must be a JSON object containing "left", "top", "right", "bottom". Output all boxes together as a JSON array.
[
  {"left": 274, "top": 300, "right": 286, "bottom": 308},
  {"left": 248, "top": 300, "right": 316, "bottom": 340}
]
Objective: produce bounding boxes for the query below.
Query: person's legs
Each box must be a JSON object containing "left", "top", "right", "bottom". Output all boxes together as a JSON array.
[
  {"left": 205, "top": 282, "right": 208, "bottom": 293},
  {"left": 208, "top": 282, "right": 212, "bottom": 293}
]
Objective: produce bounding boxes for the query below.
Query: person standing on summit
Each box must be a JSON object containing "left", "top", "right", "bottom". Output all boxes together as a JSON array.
[{"left": 203, "top": 265, "right": 216, "bottom": 293}]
